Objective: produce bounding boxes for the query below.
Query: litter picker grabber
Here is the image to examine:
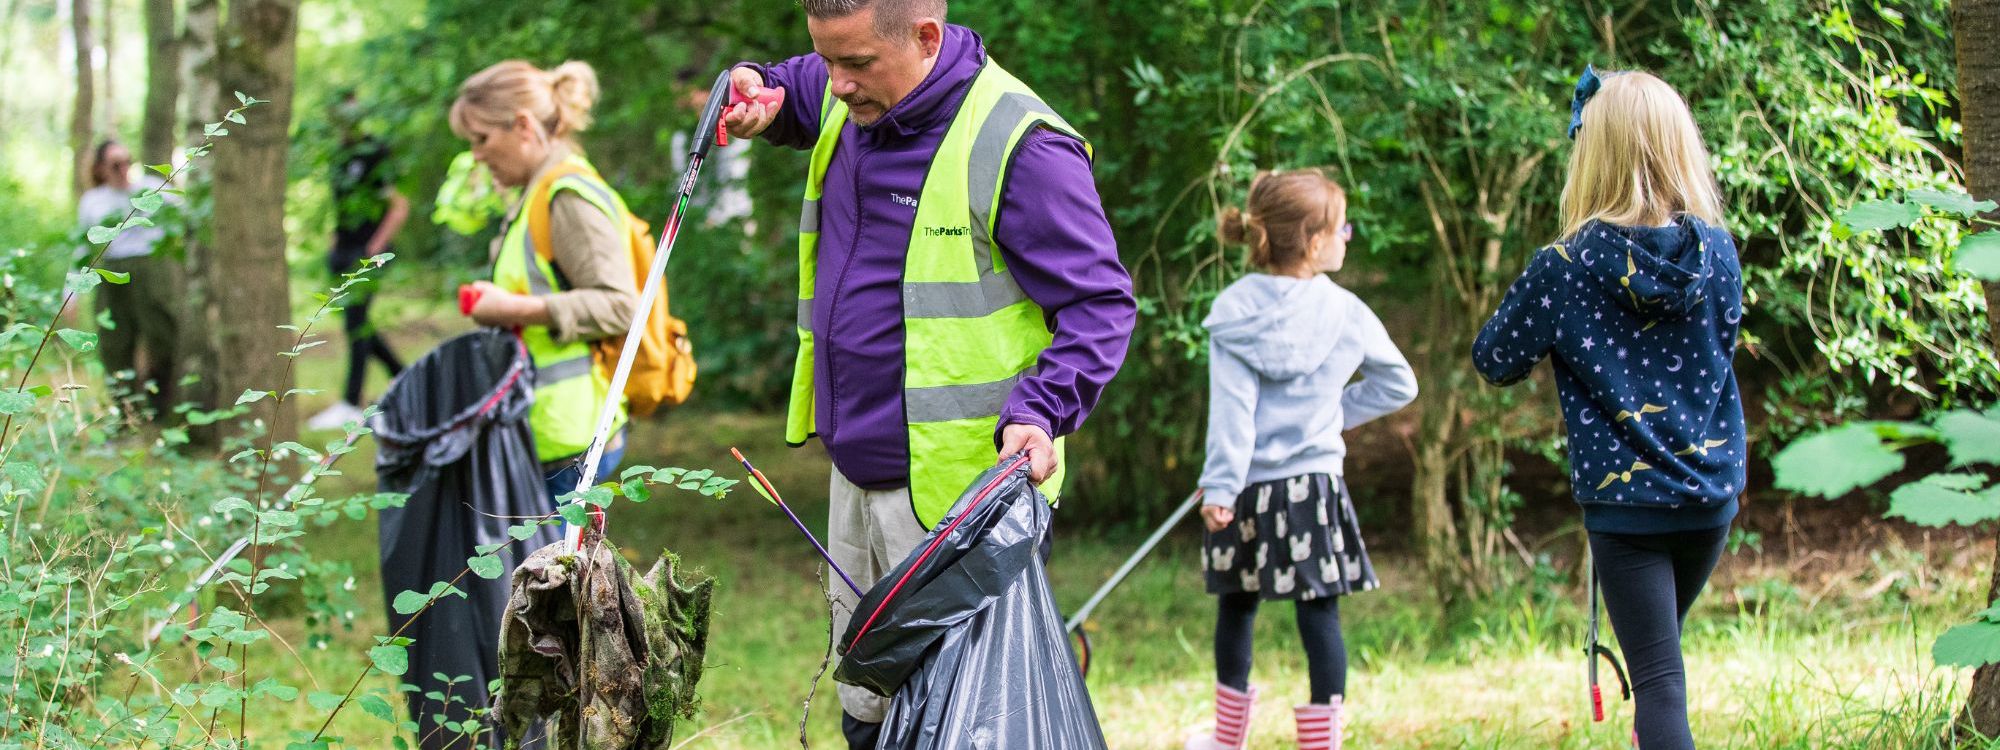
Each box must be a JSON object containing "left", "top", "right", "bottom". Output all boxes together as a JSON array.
[
  {"left": 731, "top": 447, "right": 863, "bottom": 597},
  {"left": 492, "top": 72, "right": 751, "bottom": 750},
  {"left": 1061, "top": 488, "right": 1203, "bottom": 677},
  {"left": 1586, "top": 552, "right": 1632, "bottom": 722},
  {"left": 557, "top": 69, "right": 755, "bottom": 552}
]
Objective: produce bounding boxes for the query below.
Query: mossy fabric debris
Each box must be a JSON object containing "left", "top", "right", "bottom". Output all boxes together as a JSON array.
[{"left": 498, "top": 539, "right": 713, "bottom": 750}]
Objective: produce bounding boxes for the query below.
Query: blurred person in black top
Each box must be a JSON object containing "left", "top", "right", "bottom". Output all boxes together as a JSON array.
[{"left": 308, "top": 93, "right": 409, "bottom": 431}]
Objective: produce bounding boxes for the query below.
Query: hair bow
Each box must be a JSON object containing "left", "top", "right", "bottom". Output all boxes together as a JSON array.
[{"left": 1568, "top": 65, "right": 1603, "bottom": 140}]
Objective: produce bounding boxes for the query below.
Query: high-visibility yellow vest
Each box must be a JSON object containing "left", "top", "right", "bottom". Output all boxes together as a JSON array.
[
  {"left": 492, "top": 155, "right": 629, "bottom": 463},
  {"left": 786, "top": 60, "right": 1088, "bottom": 529}
]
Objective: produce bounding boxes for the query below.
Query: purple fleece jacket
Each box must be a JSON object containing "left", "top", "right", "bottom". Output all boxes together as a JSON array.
[{"left": 745, "top": 25, "right": 1136, "bottom": 490}]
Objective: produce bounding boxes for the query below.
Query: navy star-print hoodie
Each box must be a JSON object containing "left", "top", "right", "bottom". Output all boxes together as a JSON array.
[{"left": 1473, "top": 215, "right": 1745, "bottom": 534}]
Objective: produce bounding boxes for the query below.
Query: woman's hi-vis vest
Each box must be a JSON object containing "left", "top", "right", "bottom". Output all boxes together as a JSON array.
[
  {"left": 786, "top": 60, "right": 1088, "bottom": 529},
  {"left": 493, "top": 155, "right": 629, "bottom": 463}
]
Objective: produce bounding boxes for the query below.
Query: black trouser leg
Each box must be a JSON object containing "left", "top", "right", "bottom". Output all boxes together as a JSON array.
[
  {"left": 841, "top": 711, "right": 882, "bottom": 750},
  {"left": 339, "top": 291, "right": 402, "bottom": 403},
  {"left": 1295, "top": 596, "right": 1347, "bottom": 703},
  {"left": 1589, "top": 526, "right": 1730, "bottom": 750},
  {"left": 1214, "top": 591, "right": 1260, "bottom": 691}
]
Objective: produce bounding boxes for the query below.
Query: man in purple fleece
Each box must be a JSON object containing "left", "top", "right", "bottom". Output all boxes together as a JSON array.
[{"left": 724, "top": 0, "right": 1134, "bottom": 743}]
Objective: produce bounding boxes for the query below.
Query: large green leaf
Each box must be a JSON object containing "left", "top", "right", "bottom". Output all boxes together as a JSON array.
[
  {"left": 1840, "top": 199, "right": 1922, "bottom": 232},
  {"left": 1935, "top": 620, "right": 2000, "bottom": 669},
  {"left": 360, "top": 693, "right": 398, "bottom": 723},
  {"left": 368, "top": 644, "right": 409, "bottom": 676},
  {"left": 468, "top": 554, "right": 504, "bottom": 580},
  {"left": 55, "top": 329, "right": 96, "bottom": 353},
  {"left": 1886, "top": 474, "right": 2000, "bottom": 527},
  {"left": 306, "top": 691, "right": 346, "bottom": 712},
  {"left": 391, "top": 590, "right": 432, "bottom": 615},
  {"left": 1936, "top": 408, "right": 2000, "bottom": 467},
  {"left": 0, "top": 391, "right": 36, "bottom": 416},
  {"left": 1906, "top": 188, "right": 1998, "bottom": 218},
  {"left": 1959, "top": 231, "right": 2000, "bottom": 281},
  {"left": 1771, "top": 423, "right": 1905, "bottom": 498}
]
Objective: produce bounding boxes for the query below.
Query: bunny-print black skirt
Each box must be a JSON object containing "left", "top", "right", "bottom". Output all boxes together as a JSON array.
[{"left": 1203, "top": 473, "right": 1378, "bottom": 600}]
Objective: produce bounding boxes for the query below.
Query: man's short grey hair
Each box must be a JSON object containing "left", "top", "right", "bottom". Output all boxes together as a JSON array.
[{"left": 800, "top": 0, "right": 947, "bottom": 39}]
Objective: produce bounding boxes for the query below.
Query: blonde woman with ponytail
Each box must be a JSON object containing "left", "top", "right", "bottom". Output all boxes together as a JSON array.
[
  {"left": 1189, "top": 170, "right": 1417, "bottom": 750},
  {"left": 1474, "top": 68, "right": 1744, "bottom": 750},
  {"left": 449, "top": 59, "right": 640, "bottom": 494}
]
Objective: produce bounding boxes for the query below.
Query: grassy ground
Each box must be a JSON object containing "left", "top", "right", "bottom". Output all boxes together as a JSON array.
[{"left": 258, "top": 288, "right": 1992, "bottom": 749}]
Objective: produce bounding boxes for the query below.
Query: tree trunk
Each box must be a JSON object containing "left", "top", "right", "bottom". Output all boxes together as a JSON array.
[
  {"left": 69, "top": 0, "right": 95, "bottom": 201},
  {"left": 1955, "top": 0, "right": 2000, "bottom": 740},
  {"left": 142, "top": 0, "right": 180, "bottom": 168},
  {"left": 204, "top": 0, "right": 298, "bottom": 441},
  {"left": 181, "top": 0, "right": 218, "bottom": 144},
  {"left": 1957, "top": 0, "right": 2000, "bottom": 351},
  {"left": 174, "top": 0, "right": 219, "bottom": 439},
  {"left": 1411, "top": 285, "right": 1466, "bottom": 608},
  {"left": 100, "top": 0, "right": 114, "bottom": 133}
]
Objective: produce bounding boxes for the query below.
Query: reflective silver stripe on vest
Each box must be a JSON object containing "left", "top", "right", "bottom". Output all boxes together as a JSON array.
[
  {"left": 901, "top": 93, "right": 1072, "bottom": 321},
  {"left": 905, "top": 368, "right": 1031, "bottom": 423},
  {"left": 524, "top": 176, "right": 619, "bottom": 297},
  {"left": 523, "top": 228, "right": 554, "bottom": 295},
  {"left": 555, "top": 175, "right": 618, "bottom": 215},
  {"left": 969, "top": 92, "right": 1071, "bottom": 272},
  {"left": 797, "top": 298, "right": 813, "bottom": 333},
  {"left": 535, "top": 355, "right": 595, "bottom": 384},
  {"left": 800, "top": 197, "right": 821, "bottom": 235},
  {"left": 903, "top": 273, "right": 1033, "bottom": 318}
]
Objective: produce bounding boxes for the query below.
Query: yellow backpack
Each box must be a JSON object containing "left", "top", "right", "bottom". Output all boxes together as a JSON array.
[{"left": 527, "top": 162, "right": 696, "bottom": 417}]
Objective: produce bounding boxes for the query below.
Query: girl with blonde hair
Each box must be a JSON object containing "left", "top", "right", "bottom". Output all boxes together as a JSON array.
[
  {"left": 1474, "top": 68, "right": 1745, "bottom": 750},
  {"left": 1188, "top": 169, "right": 1418, "bottom": 750}
]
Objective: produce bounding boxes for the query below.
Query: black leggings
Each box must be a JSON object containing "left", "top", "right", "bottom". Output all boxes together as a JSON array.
[
  {"left": 1215, "top": 592, "right": 1346, "bottom": 703},
  {"left": 339, "top": 281, "right": 403, "bottom": 404},
  {"left": 1590, "top": 526, "right": 1730, "bottom": 750}
]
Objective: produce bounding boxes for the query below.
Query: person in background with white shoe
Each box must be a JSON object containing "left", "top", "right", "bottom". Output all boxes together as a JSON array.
[
  {"left": 1190, "top": 169, "right": 1417, "bottom": 750},
  {"left": 308, "top": 93, "right": 408, "bottom": 431}
]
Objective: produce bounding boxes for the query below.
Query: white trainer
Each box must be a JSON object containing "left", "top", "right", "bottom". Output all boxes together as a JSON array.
[{"left": 305, "top": 401, "right": 365, "bottom": 431}]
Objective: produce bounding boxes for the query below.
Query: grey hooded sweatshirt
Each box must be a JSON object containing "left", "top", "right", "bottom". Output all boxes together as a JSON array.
[{"left": 1199, "top": 274, "right": 1419, "bottom": 506}]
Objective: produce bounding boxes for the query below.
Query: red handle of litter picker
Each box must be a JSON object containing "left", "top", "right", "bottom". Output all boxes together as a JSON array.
[
  {"left": 716, "top": 85, "right": 786, "bottom": 146},
  {"left": 1591, "top": 684, "right": 1605, "bottom": 722},
  {"left": 457, "top": 284, "right": 484, "bottom": 316}
]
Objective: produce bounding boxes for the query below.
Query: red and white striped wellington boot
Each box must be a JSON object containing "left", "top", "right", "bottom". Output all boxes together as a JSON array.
[
  {"left": 1186, "top": 683, "right": 1258, "bottom": 749},
  {"left": 1294, "top": 697, "right": 1343, "bottom": 750}
]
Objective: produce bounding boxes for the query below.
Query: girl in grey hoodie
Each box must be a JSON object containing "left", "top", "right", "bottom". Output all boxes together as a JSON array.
[{"left": 1187, "top": 171, "right": 1418, "bottom": 750}]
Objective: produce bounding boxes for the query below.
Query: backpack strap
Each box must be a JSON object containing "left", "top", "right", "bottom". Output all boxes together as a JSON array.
[{"left": 525, "top": 160, "right": 599, "bottom": 264}]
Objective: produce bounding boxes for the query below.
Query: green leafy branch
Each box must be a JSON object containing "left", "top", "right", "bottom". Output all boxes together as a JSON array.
[
  {"left": 1773, "top": 404, "right": 2000, "bottom": 668},
  {"left": 1838, "top": 188, "right": 2000, "bottom": 282}
]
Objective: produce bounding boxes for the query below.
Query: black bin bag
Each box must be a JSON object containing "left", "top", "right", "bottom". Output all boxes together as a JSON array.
[
  {"left": 835, "top": 461, "right": 1108, "bottom": 750},
  {"left": 375, "top": 328, "right": 563, "bottom": 749}
]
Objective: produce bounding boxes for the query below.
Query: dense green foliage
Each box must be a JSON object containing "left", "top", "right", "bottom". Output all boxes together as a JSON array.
[
  {"left": 1773, "top": 188, "right": 2000, "bottom": 683},
  {"left": 267, "top": 1, "right": 1986, "bottom": 535},
  {"left": 0, "top": 0, "right": 1995, "bottom": 744}
]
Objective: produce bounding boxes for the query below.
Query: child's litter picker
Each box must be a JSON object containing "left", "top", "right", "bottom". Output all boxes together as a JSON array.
[
  {"left": 731, "top": 447, "right": 863, "bottom": 597},
  {"left": 1062, "top": 488, "right": 1204, "bottom": 676},
  {"left": 1585, "top": 554, "right": 1632, "bottom": 722}
]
